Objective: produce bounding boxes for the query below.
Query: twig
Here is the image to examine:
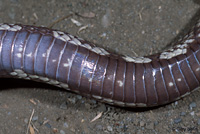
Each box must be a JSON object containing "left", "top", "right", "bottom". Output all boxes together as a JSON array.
[
  {"left": 47, "top": 13, "right": 73, "bottom": 28},
  {"left": 138, "top": 7, "right": 144, "bottom": 21},
  {"left": 31, "top": 122, "right": 39, "bottom": 133},
  {"left": 26, "top": 109, "right": 35, "bottom": 134}
]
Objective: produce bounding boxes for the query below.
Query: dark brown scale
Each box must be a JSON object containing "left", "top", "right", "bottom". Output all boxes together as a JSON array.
[
  {"left": 0, "top": 30, "right": 7, "bottom": 69},
  {"left": 168, "top": 57, "right": 190, "bottom": 96},
  {"left": 78, "top": 52, "right": 99, "bottom": 94},
  {"left": 176, "top": 54, "right": 199, "bottom": 91},
  {"left": 101, "top": 57, "right": 117, "bottom": 99},
  {"left": 135, "top": 63, "right": 147, "bottom": 104},
  {"left": 77, "top": 49, "right": 90, "bottom": 89},
  {"left": 151, "top": 60, "right": 169, "bottom": 104},
  {"left": 68, "top": 46, "right": 89, "bottom": 90},
  {"left": 35, "top": 35, "right": 55, "bottom": 76},
  {"left": 57, "top": 41, "right": 77, "bottom": 83},
  {"left": 90, "top": 55, "right": 108, "bottom": 96},
  {"left": 23, "top": 32, "right": 41, "bottom": 74},
  {"left": 1, "top": 31, "right": 17, "bottom": 71},
  {"left": 112, "top": 59, "right": 126, "bottom": 102},
  {"left": 186, "top": 48, "right": 200, "bottom": 82},
  {"left": 123, "top": 62, "right": 135, "bottom": 103},
  {"left": 45, "top": 38, "right": 66, "bottom": 80},
  {"left": 143, "top": 63, "right": 158, "bottom": 106},
  {"left": 159, "top": 59, "right": 181, "bottom": 101}
]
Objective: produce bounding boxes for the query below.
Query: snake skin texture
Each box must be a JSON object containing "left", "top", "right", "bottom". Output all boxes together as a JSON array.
[{"left": 0, "top": 22, "right": 200, "bottom": 107}]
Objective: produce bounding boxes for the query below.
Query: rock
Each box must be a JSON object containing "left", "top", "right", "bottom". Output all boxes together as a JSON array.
[
  {"left": 63, "top": 122, "right": 68, "bottom": 128},
  {"left": 174, "top": 118, "right": 182, "bottom": 124},
  {"left": 7, "top": 112, "right": 11, "bottom": 115},
  {"left": 45, "top": 123, "right": 52, "bottom": 128},
  {"left": 98, "top": 104, "right": 107, "bottom": 112},
  {"left": 146, "top": 122, "right": 154, "bottom": 130},
  {"left": 68, "top": 97, "right": 76, "bottom": 104},
  {"left": 32, "top": 116, "right": 38, "bottom": 121},
  {"left": 24, "top": 118, "right": 28, "bottom": 123},
  {"left": 189, "top": 102, "right": 197, "bottom": 110},
  {"left": 60, "top": 102, "right": 68, "bottom": 110},
  {"left": 76, "top": 95, "right": 82, "bottom": 100},
  {"left": 154, "top": 121, "right": 159, "bottom": 126},
  {"left": 190, "top": 111, "right": 195, "bottom": 116},
  {"left": 180, "top": 112, "right": 186, "bottom": 116},
  {"left": 140, "top": 121, "right": 145, "bottom": 127},
  {"left": 96, "top": 125, "right": 103, "bottom": 130},
  {"left": 107, "top": 126, "right": 113, "bottom": 132},
  {"left": 60, "top": 130, "right": 65, "bottom": 134}
]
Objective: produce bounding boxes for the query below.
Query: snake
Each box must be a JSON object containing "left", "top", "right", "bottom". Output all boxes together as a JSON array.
[{"left": 0, "top": 21, "right": 199, "bottom": 107}]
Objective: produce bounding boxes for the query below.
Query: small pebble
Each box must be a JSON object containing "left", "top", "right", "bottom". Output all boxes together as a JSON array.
[
  {"left": 63, "top": 122, "right": 68, "bottom": 128},
  {"left": 136, "top": 130, "right": 144, "bottom": 134},
  {"left": 146, "top": 122, "right": 154, "bottom": 130},
  {"left": 60, "top": 130, "right": 65, "bottom": 134},
  {"left": 154, "top": 121, "right": 159, "bottom": 126},
  {"left": 76, "top": 95, "right": 82, "bottom": 100},
  {"left": 174, "top": 101, "right": 178, "bottom": 106},
  {"left": 60, "top": 102, "right": 68, "bottom": 110},
  {"left": 101, "top": 9, "right": 112, "bottom": 28},
  {"left": 107, "top": 125, "right": 113, "bottom": 131},
  {"left": 190, "top": 111, "right": 195, "bottom": 116},
  {"left": 119, "top": 124, "right": 128, "bottom": 131},
  {"left": 119, "top": 123, "right": 125, "bottom": 129},
  {"left": 91, "top": 99, "right": 97, "bottom": 104},
  {"left": 174, "top": 118, "right": 182, "bottom": 124},
  {"left": 53, "top": 128, "right": 58, "bottom": 133},
  {"left": 189, "top": 102, "right": 196, "bottom": 110},
  {"left": 141, "top": 30, "right": 145, "bottom": 34},
  {"left": 98, "top": 104, "right": 107, "bottom": 112},
  {"left": 84, "top": 103, "right": 91, "bottom": 109},
  {"left": 96, "top": 125, "right": 103, "bottom": 130},
  {"left": 45, "top": 123, "right": 52, "bottom": 128},
  {"left": 81, "top": 100, "right": 85, "bottom": 104},
  {"left": 24, "top": 118, "right": 28, "bottom": 123},
  {"left": 68, "top": 97, "right": 76, "bottom": 104},
  {"left": 140, "top": 121, "right": 145, "bottom": 127},
  {"left": 180, "top": 112, "right": 186, "bottom": 116},
  {"left": 32, "top": 116, "right": 38, "bottom": 121},
  {"left": 100, "top": 33, "right": 107, "bottom": 37},
  {"left": 198, "top": 119, "right": 200, "bottom": 125}
]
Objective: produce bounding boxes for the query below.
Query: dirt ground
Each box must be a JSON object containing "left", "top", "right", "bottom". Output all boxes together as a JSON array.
[{"left": 0, "top": 0, "right": 200, "bottom": 134}]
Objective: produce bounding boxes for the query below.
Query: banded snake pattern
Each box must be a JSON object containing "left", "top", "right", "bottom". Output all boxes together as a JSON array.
[{"left": 0, "top": 21, "right": 199, "bottom": 107}]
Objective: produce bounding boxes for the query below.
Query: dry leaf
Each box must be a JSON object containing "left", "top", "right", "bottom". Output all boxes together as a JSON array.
[
  {"left": 29, "top": 125, "right": 35, "bottom": 134},
  {"left": 90, "top": 112, "right": 103, "bottom": 122},
  {"left": 30, "top": 99, "right": 37, "bottom": 105},
  {"left": 78, "top": 25, "right": 89, "bottom": 33},
  {"left": 71, "top": 18, "right": 82, "bottom": 27},
  {"left": 81, "top": 12, "right": 95, "bottom": 18}
]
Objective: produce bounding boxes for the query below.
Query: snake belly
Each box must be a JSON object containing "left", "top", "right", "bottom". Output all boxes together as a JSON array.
[{"left": 0, "top": 22, "right": 199, "bottom": 107}]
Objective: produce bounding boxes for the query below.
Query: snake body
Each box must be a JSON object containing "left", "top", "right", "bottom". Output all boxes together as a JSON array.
[{"left": 0, "top": 22, "right": 199, "bottom": 107}]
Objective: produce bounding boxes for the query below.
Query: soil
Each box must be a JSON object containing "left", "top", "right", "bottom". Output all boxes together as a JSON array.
[{"left": 0, "top": 0, "right": 200, "bottom": 134}]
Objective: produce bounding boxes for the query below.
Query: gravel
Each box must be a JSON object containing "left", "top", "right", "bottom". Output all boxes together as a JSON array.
[
  {"left": 60, "top": 102, "right": 68, "bottom": 110},
  {"left": 60, "top": 130, "right": 65, "bottom": 134},
  {"left": 63, "top": 122, "right": 69, "bottom": 128},
  {"left": 180, "top": 112, "right": 186, "bottom": 116},
  {"left": 107, "top": 125, "right": 113, "bottom": 132},
  {"left": 189, "top": 102, "right": 197, "bottom": 110},
  {"left": 32, "top": 116, "right": 38, "bottom": 121},
  {"left": 173, "top": 118, "right": 182, "bottom": 124}
]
